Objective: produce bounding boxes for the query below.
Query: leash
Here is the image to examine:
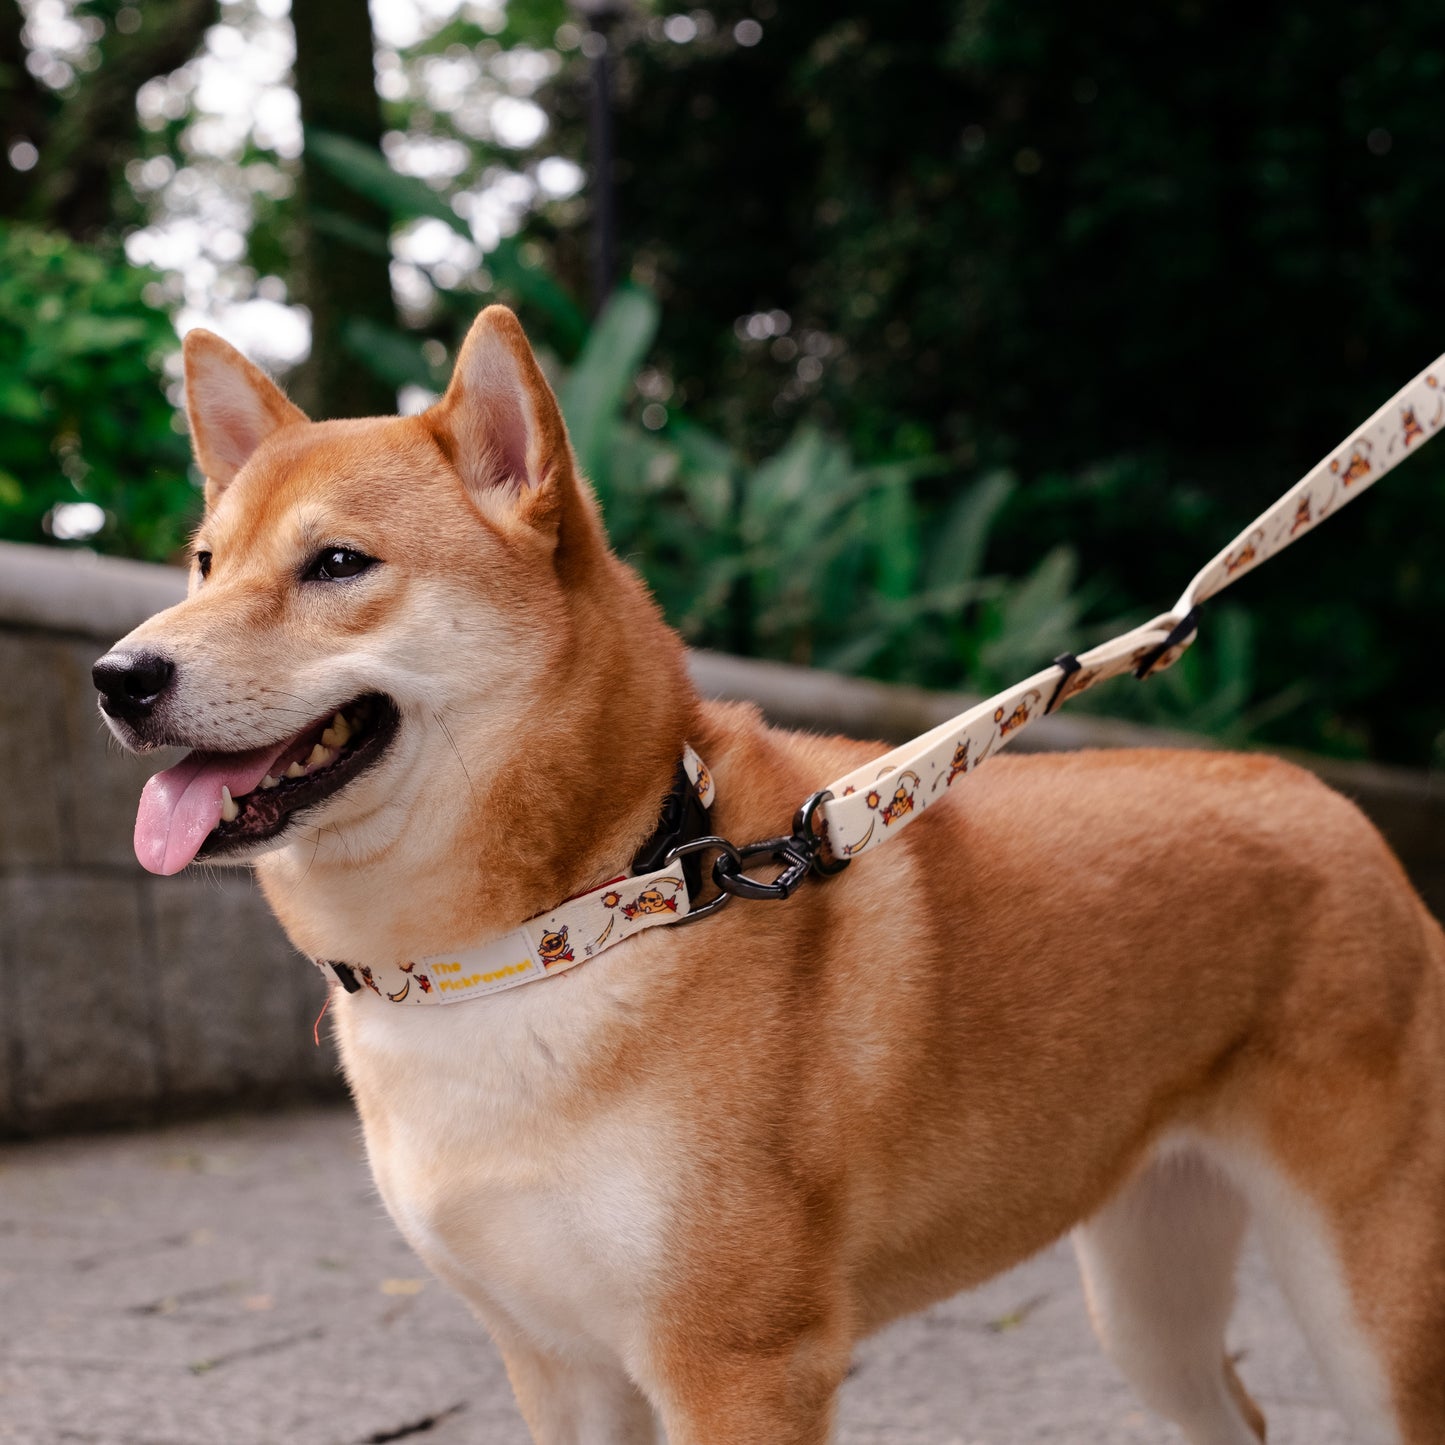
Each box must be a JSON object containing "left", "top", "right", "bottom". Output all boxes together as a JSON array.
[
  {"left": 319, "top": 350, "right": 1445, "bottom": 1004},
  {"left": 688, "top": 348, "right": 1445, "bottom": 897}
]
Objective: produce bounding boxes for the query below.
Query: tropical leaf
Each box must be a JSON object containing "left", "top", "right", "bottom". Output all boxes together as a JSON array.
[
  {"left": 924, "top": 470, "right": 1016, "bottom": 592},
  {"left": 868, "top": 476, "right": 919, "bottom": 602},
  {"left": 976, "top": 545, "right": 1085, "bottom": 682},
  {"left": 340, "top": 318, "right": 444, "bottom": 391},
  {"left": 559, "top": 286, "right": 659, "bottom": 484},
  {"left": 309, "top": 206, "right": 392, "bottom": 257},
  {"left": 304, "top": 127, "right": 470, "bottom": 237}
]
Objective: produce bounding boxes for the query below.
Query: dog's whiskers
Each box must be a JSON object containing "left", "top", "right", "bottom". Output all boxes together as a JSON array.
[
  {"left": 433, "top": 711, "right": 474, "bottom": 797},
  {"left": 282, "top": 826, "right": 326, "bottom": 897}
]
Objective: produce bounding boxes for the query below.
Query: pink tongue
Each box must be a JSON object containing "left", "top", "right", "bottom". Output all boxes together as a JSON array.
[{"left": 135, "top": 742, "right": 289, "bottom": 875}]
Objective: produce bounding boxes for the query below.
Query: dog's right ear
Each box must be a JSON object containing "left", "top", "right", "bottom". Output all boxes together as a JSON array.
[
  {"left": 182, "top": 329, "right": 308, "bottom": 506},
  {"left": 425, "top": 305, "right": 577, "bottom": 537}
]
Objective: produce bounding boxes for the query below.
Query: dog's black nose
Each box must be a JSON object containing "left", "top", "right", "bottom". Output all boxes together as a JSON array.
[{"left": 93, "top": 650, "right": 176, "bottom": 719}]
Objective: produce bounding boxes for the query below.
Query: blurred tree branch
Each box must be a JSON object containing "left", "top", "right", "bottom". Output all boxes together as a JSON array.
[
  {"left": 0, "top": 0, "right": 48, "bottom": 217},
  {"left": 1, "top": 0, "right": 219, "bottom": 236},
  {"left": 290, "top": 0, "right": 396, "bottom": 417}
]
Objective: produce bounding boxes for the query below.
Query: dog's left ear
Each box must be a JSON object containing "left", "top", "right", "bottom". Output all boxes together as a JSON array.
[
  {"left": 182, "top": 329, "right": 309, "bottom": 507},
  {"left": 427, "top": 305, "right": 576, "bottom": 534}
]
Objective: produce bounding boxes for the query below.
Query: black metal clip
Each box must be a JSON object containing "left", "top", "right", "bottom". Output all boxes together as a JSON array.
[
  {"left": 713, "top": 834, "right": 815, "bottom": 901},
  {"left": 709, "top": 789, "right": 850, "bottom": 903},
  {"left": 664, "top": 790, "right": 850, "bottom": 921},
  {"left": 793, "top": 788, "right": 851, "bottom": 877}
]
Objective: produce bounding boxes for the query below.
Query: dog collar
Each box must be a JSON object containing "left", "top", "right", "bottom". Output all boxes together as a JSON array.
[{"left": 317, "top": 745, "right": 716, "bottom": 1005}]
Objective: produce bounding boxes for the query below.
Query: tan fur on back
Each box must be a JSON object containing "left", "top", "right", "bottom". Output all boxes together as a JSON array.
[{"left": 108, "top": 311, "right": 1445, "bottom": 1445}]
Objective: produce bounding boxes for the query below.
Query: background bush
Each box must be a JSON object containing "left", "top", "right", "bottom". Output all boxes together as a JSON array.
[
  {"left": 0, "top": 226, "right": 192, "bottom": 559},
  {"left": 520, "top": 0, "right": 1445, "bottom": 763}
]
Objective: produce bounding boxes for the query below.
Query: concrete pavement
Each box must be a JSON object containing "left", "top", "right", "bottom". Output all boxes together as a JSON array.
[{"left": 0, "top": 1106, "right": 1348, "bottom": 1444}]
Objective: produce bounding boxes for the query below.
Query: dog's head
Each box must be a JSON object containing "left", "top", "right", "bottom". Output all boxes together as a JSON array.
[{"left": 96, "top": 306, "right": 647, "bottom": 882}]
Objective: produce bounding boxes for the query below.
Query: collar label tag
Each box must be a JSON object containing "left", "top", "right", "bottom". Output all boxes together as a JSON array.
[{"left": 430, "top": 949, "right": 544, "bottom": 996}]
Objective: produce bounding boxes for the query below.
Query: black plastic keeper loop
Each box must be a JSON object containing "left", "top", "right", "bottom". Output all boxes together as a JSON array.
[
  {"left": 1045, "top": 653, "right": 1081, "bottom": 714},
  {"left": 1133, "top": 606, "right": 1201, "bottom": 680},
  {"left": 330, "top": 962, "right": 362, "bottom": 993}
]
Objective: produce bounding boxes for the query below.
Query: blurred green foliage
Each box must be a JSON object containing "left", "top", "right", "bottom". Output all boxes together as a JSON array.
[
  {"left": 302, "top": 116, "right": 1097, "bottom": 698},
  {"left": 7, "top": 0, "right": 1445, "bottom": 768},
  {"left": 514, "top": 0, "right": 1445, "bottom": 763},
  {"left": 0, "top": 225, "right": 194, "bottom": 559},
  {"left": 562, "top": 286, "right": 1086, "bottom": 692}
]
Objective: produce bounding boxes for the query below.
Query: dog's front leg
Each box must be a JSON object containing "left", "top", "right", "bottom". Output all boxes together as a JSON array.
[
  {"left": 649, "top": 1337, "right": 849, "bottom": 1445},
  {"left": 498, "top": 1338, "right": 658, "bottom": 1445}
]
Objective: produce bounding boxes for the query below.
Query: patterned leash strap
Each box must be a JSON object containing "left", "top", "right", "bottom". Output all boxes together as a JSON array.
[{"left": 814, "top": 351, "right": 1445, "bottom": 864}]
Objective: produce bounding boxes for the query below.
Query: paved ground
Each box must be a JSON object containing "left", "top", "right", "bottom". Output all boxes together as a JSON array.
[{"left": 0, "top": 1107, "right": 1349, "bottom": 1445}]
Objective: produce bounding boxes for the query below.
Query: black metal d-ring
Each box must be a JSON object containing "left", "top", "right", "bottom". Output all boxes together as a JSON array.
[
  {"left": 662, "top": 835, "right": 743, "bottom": 922},
  {"left": 793, "top": 789, "right": 850, "bottom": 877}
]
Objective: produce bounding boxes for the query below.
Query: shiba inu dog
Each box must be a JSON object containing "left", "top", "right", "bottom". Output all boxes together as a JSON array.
[{"left": 95, "top": 306, "right": 1445, "bottom": 1444}]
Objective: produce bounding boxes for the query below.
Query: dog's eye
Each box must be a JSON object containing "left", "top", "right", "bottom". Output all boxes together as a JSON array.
[
  {"left": 195, "top": 551, "right": 212, "bottom": 579},
  {"left": 305, "top": 547, "right": 376, "bottom": 582}
]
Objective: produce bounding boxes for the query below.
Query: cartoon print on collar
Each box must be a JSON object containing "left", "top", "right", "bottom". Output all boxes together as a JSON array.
[
  {"left": 622, "top": 885, "right": 679, "bottom": 920},
  {"left": 994, "top": 701, "right": 1031, "bottom": 737},
  {"left": 386, "top": 958, "right": 432, "bottom": 1002},
  {"left": 538, "top": 926, "right": 574, "bottom": 968},
  {"left": 1223, "top": 530, "right": 1263, "bottom": 576},
  {"left": 692, "top": 758, "right": 712, "bottom": 801}
]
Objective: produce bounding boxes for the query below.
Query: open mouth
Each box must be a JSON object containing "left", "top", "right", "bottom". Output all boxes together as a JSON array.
[{"left": 134, "top": 694, "right": 399, "bottom": 875}]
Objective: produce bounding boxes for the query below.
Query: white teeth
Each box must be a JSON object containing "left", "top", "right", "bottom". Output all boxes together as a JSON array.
[
  {"left": 307, "top": 743, "right": 334, "bottom": 770},
  {"left": 285, "top": 761, "right": 305, "bottom": 779},
  {"left": 219, "top": 786, "right": 239, "bottom": 823},
  {"left": 260, "top": 775, "right": 279, "bottom": 790}
]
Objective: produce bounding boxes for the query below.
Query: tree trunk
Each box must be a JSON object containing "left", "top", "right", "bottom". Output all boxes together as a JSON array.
[
  {"left": 2, "top": 0, "right": 217, "bottom": 235},
  {"left": 289, "top": 0, "right": 396, "bottom": 418}
]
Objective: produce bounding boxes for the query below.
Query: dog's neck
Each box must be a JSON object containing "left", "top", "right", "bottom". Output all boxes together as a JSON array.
[{"left": 256, "top": 537, "right": 699, "bottom": 968}]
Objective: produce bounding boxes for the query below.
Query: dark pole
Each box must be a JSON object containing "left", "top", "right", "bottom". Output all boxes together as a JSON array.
[
  {"left": 573, "top": 0, "right": 627, "bottom": 314},
  {"left": 588, "top": 25, "right": 616, "bottom": 312}
]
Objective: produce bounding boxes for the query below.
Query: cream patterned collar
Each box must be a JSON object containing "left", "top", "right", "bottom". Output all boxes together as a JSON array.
[{"left": 318, "top": 745, "right": 715, "bottom": 1005}]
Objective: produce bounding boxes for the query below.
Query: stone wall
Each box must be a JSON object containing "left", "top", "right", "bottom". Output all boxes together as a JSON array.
[
  {"left": 4, "top": 539, "right": 1444, "bottom": 1134},
  {"left": 2, "top": 543, "right": 337, "bottom": 1134}
]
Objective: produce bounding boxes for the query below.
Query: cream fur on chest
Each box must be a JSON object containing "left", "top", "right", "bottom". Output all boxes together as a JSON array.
[{"left": 338, "top": 957, "right": 680, "bottom": 1363}]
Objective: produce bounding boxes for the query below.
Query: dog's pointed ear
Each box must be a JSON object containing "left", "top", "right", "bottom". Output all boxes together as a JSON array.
[
  {"left": 427, "top": 305, "right": 575, "bottom": 531},
  {"left": 182, "top": 329, "right": 308, "bottom": 504}
]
